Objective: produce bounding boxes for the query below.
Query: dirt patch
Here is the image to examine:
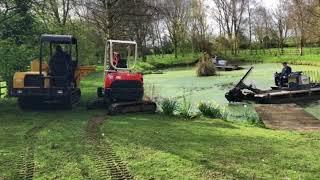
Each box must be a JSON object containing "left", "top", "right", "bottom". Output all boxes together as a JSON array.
[
  {"left": 86, "top": 116, "right": 133, "bottom": 180},
  {"left": 255, "top": 104, "right": 320, "bottom": 131}
]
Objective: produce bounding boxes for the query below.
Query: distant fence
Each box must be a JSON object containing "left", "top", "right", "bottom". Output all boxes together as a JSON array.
[
  {"left": 0, "top": 78, "right": 7, "bottom": 98},
  {"left": 220, "top": 47, "right": 320, "bottom": 57},
  {"left": 79, "top": 66, "right": 97, "bottom": 78}
]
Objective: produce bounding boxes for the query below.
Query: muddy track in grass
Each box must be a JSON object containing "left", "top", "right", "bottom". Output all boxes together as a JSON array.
[
  {"left": 86, "top": 116, "right": 133, "bottom": 180},
  {"left": 16, "top": 122, "right": 48, "bottom": 180}
]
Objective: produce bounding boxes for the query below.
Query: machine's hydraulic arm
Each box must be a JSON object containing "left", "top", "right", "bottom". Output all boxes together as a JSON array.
[
  {"left": 225, "top": 66, "right": 259, "bottom": 102},
  {"left": 233, "top": 66, "right": 254, "bottom": 89}
]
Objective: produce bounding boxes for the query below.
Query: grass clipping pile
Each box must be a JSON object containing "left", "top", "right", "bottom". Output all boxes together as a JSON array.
[{"left": 196, "top": 53, "right": 216, "bottom": 77}]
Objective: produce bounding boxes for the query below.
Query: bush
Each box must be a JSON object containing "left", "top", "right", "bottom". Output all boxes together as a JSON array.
[
  {"left": 178, "top": 96, "right": 194, "bottom": 119},
  {"left": 220, "top": 106, "right": 230, "bottom": 120},
  {"left": 161, "top": 98, "right": 178, "bottom": 116},
  {"left": 196, "top": 53, "right": 216, "bottom": 77},
  {"left": 242, "top": 109, "right": 262, "bottom": 126},
  {"left": 198, "top": 102, "right": 222, "bottom": 119},
  {"left": 0, "top": 39, "right": 37, "bottom": 84}
]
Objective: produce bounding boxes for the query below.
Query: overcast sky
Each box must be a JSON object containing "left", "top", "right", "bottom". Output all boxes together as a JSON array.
[
  {"left": 206, "top": 0, "right": 280, "bottom": 35},
  {"left": 261, "top": 0, "right": 279, "bottom": 9},
  {"left": 207, "top": 0, "right": 280, "bottom": 9}
]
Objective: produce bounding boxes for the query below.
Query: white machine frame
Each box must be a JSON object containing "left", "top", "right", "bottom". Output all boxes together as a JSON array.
[{"left": 104, "top": 40, "right": 138, "bottom": 72}]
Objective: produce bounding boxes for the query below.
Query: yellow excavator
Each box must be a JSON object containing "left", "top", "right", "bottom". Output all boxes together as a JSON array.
[{"left": 10, "top": 34, "right": 82, "bottom": 109}]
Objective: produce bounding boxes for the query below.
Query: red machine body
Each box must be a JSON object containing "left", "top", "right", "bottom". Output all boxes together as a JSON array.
[
  {"left": 104, "top": 71, "right": 143, "bottom": 89},
  {"left": 88, "top": 40, "right": 156, "bottom": 114},
  {"left": 102, "top": 52, "right": 144, "bottom": 103}
]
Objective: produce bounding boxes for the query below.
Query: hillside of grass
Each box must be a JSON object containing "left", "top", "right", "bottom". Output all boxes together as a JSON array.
[{"left": 1, "top": 68, "right": 320, "bottom": 179}]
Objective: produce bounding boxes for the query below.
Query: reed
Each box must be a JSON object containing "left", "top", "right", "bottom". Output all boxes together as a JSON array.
[{"left": 303, "top": 70, "right": 320, "bottom": 83}]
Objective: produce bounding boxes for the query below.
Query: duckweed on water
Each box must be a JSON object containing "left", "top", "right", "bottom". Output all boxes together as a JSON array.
[{"left": 144, "top": 63, "right": 320, "bottom": 119}]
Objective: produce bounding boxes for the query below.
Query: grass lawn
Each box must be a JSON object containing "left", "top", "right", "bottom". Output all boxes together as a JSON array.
[
  {"left": 1, "top": 64, "right": 320, "bottom": 179},
  {"left": 107, "top": 115, "right": 320, "bottom": 179}
]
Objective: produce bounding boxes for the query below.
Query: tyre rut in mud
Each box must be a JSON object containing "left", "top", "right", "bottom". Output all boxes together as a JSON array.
[
  {"left": 16, "top": 122, "right": 48, "bottom": 180},
  {"left": 86, "top": 116, "right": 133, "bottom": 180}
]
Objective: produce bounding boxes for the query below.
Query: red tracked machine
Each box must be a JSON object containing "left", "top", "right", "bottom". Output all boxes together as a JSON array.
[{"left": 87, "top": 40, "right": 156, "bottom": 114}]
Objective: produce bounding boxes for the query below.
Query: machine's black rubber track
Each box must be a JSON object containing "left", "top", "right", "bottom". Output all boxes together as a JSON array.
[
  {"left": 86, "top": 116, "right": 133, "bottom": 180},
  {"left": 108, "top": 101, "right": 157, "bottom": 115},
  {"left": 16, "top": 122, "right": 48, "bottom": 180}
]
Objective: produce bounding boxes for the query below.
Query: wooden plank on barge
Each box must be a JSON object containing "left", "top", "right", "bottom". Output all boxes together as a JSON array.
[
  {"left": 255, "top": 87, "right": 320, "bottom": 98},
  {"left": 255, "top": 104, "right": 320, "bottom": 131}
]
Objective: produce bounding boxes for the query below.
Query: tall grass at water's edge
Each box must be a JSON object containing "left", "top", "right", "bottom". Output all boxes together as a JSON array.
[
  {"left": 198, "top": 102, "right": 262, "bottom": 126},
  {"left": 304, "top": 71, "right": 320, "bottom": 83}
]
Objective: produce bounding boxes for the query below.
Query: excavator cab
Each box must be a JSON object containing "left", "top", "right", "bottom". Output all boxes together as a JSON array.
[{"left": 10, "top": 34, "right": 81, "bottom": 109}]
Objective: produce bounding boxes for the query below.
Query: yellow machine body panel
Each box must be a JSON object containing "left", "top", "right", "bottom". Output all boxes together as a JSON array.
[
  {"left": 31, "top": 59, "right": 49, "bottom": 72},
  {"left": 12, "top": 60, "right": 84, "bottom": 89},
  {"left": 12, "top": 72, "right": 25, "bottom": 89},
  {"left": 13, "top": 72, "right": 49, "bottom": 88}
]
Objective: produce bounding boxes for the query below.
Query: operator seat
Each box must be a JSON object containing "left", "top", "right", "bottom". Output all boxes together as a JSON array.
[
  {"left": 110, "top": 52, "right": 127, "bottom": 69},
  {"left": 49, "top": 49, "right": 72, "bottom": 87}
]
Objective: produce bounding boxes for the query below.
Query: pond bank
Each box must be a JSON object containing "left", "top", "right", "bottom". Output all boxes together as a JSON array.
[{"left": 225, "top": 54, "right": 320, "bottom": 66}]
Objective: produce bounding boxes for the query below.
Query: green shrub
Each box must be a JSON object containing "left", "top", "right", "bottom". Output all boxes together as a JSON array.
[
  {"left": 198, "top": 102, "right": 222, "bottom": 119},
  {"left": 196, "top": 53, "right": 216, "bottom": 77},
  {"left": 242, "top": 109, "right": 263, "bottom": 126},
  {"left": 0, "top": 39, "right": 37, "bottom": 84},
  {"left": 161, "top": 98, "right": 178, "bottom": 116},
  {"left": 178, "top": 96, "right": 194, "bottom": 119},
  {"left": 220, "top": 106, "right": 230, "bottom": 120}
]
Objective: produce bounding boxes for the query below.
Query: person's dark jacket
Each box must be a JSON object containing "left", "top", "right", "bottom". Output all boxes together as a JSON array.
[
  {"left": 49, "top": 50, "right": 74, "bottom": 87},
  {"left": 281, "top": 66, "right": 292, "bottom": 77},
  {"left": 49, "top": 51, "right": 72, "bottom": 76}
]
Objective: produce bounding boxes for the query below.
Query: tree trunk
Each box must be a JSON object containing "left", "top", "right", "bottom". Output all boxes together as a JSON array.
[
  {"left": 173, "top": 35, "right": 178, "bottom": 59},
  {"left": 300, "top": 37, "right": 304, "bottom": 56}
]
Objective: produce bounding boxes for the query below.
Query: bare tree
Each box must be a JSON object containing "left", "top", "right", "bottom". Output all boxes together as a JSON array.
[
  {"left": 252, "top": 5, "right": 272, "bottom": 51},
  {"left": 247, "top": 0, "right": 256, "bottom": 54},
  {"left": 160, "top": 0, "right": 191, "bottom": 58},
  {"left": 127, "top": 0, "right": 159, "bottom": 58},
  {"left": 191, "top": 0, "right": 208, "bottom": 52},
  {"left": 273, "top": 0, "right": 290, "bottom": 55},
  {"left": 73, "top": 0, "right": 158, "bottom": 43},
  {"left": 289, "top": 0, "right": 311, "bottom": 56},
  {"left": 307, "top": 0, "right": 320, "bottom": 43},
  {"left": 212, "top": 0, "right": 248, "bottom": 55},
  {"left": 0, "top": 0, "right": 16, "bottom": 23},
  {"left": 72, "top": 0, "right": 122, "bottom": 39},
  {"left": 32, "top": 0, "right": 72, "bottom": 30}
]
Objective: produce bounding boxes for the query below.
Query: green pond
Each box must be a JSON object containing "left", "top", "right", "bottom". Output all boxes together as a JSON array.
[{"left": 144, "top": 63, "right": 320, "bottom": 119}]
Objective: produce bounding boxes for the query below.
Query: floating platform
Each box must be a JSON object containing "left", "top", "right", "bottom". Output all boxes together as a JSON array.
[
  {"left": 253, "top": 86, "right": 320, "bottom": 104},
  {"left": 225, "top": 67, "right": 320, "bottom": 104},
  {"left": 255, "top": 104, "right": 320, "bottom": 131},
  {"left": 216, "top": 65, "right": 243, "bottom": 71}
]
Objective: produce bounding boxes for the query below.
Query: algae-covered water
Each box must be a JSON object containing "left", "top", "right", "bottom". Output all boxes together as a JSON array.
[{"left": 144, "top": 63, "right": 320, "bottom": 119}]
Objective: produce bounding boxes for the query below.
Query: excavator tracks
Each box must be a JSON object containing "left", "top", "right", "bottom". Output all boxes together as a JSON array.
[
  {"left": 108, "top": 101, "right": 157, "bottom": 115},
  {"left": 16, "top": 122, "right": 48, "bottom": 180},
  {"left": 86, "top": 116, "right": 133, "bottom": 180}
]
